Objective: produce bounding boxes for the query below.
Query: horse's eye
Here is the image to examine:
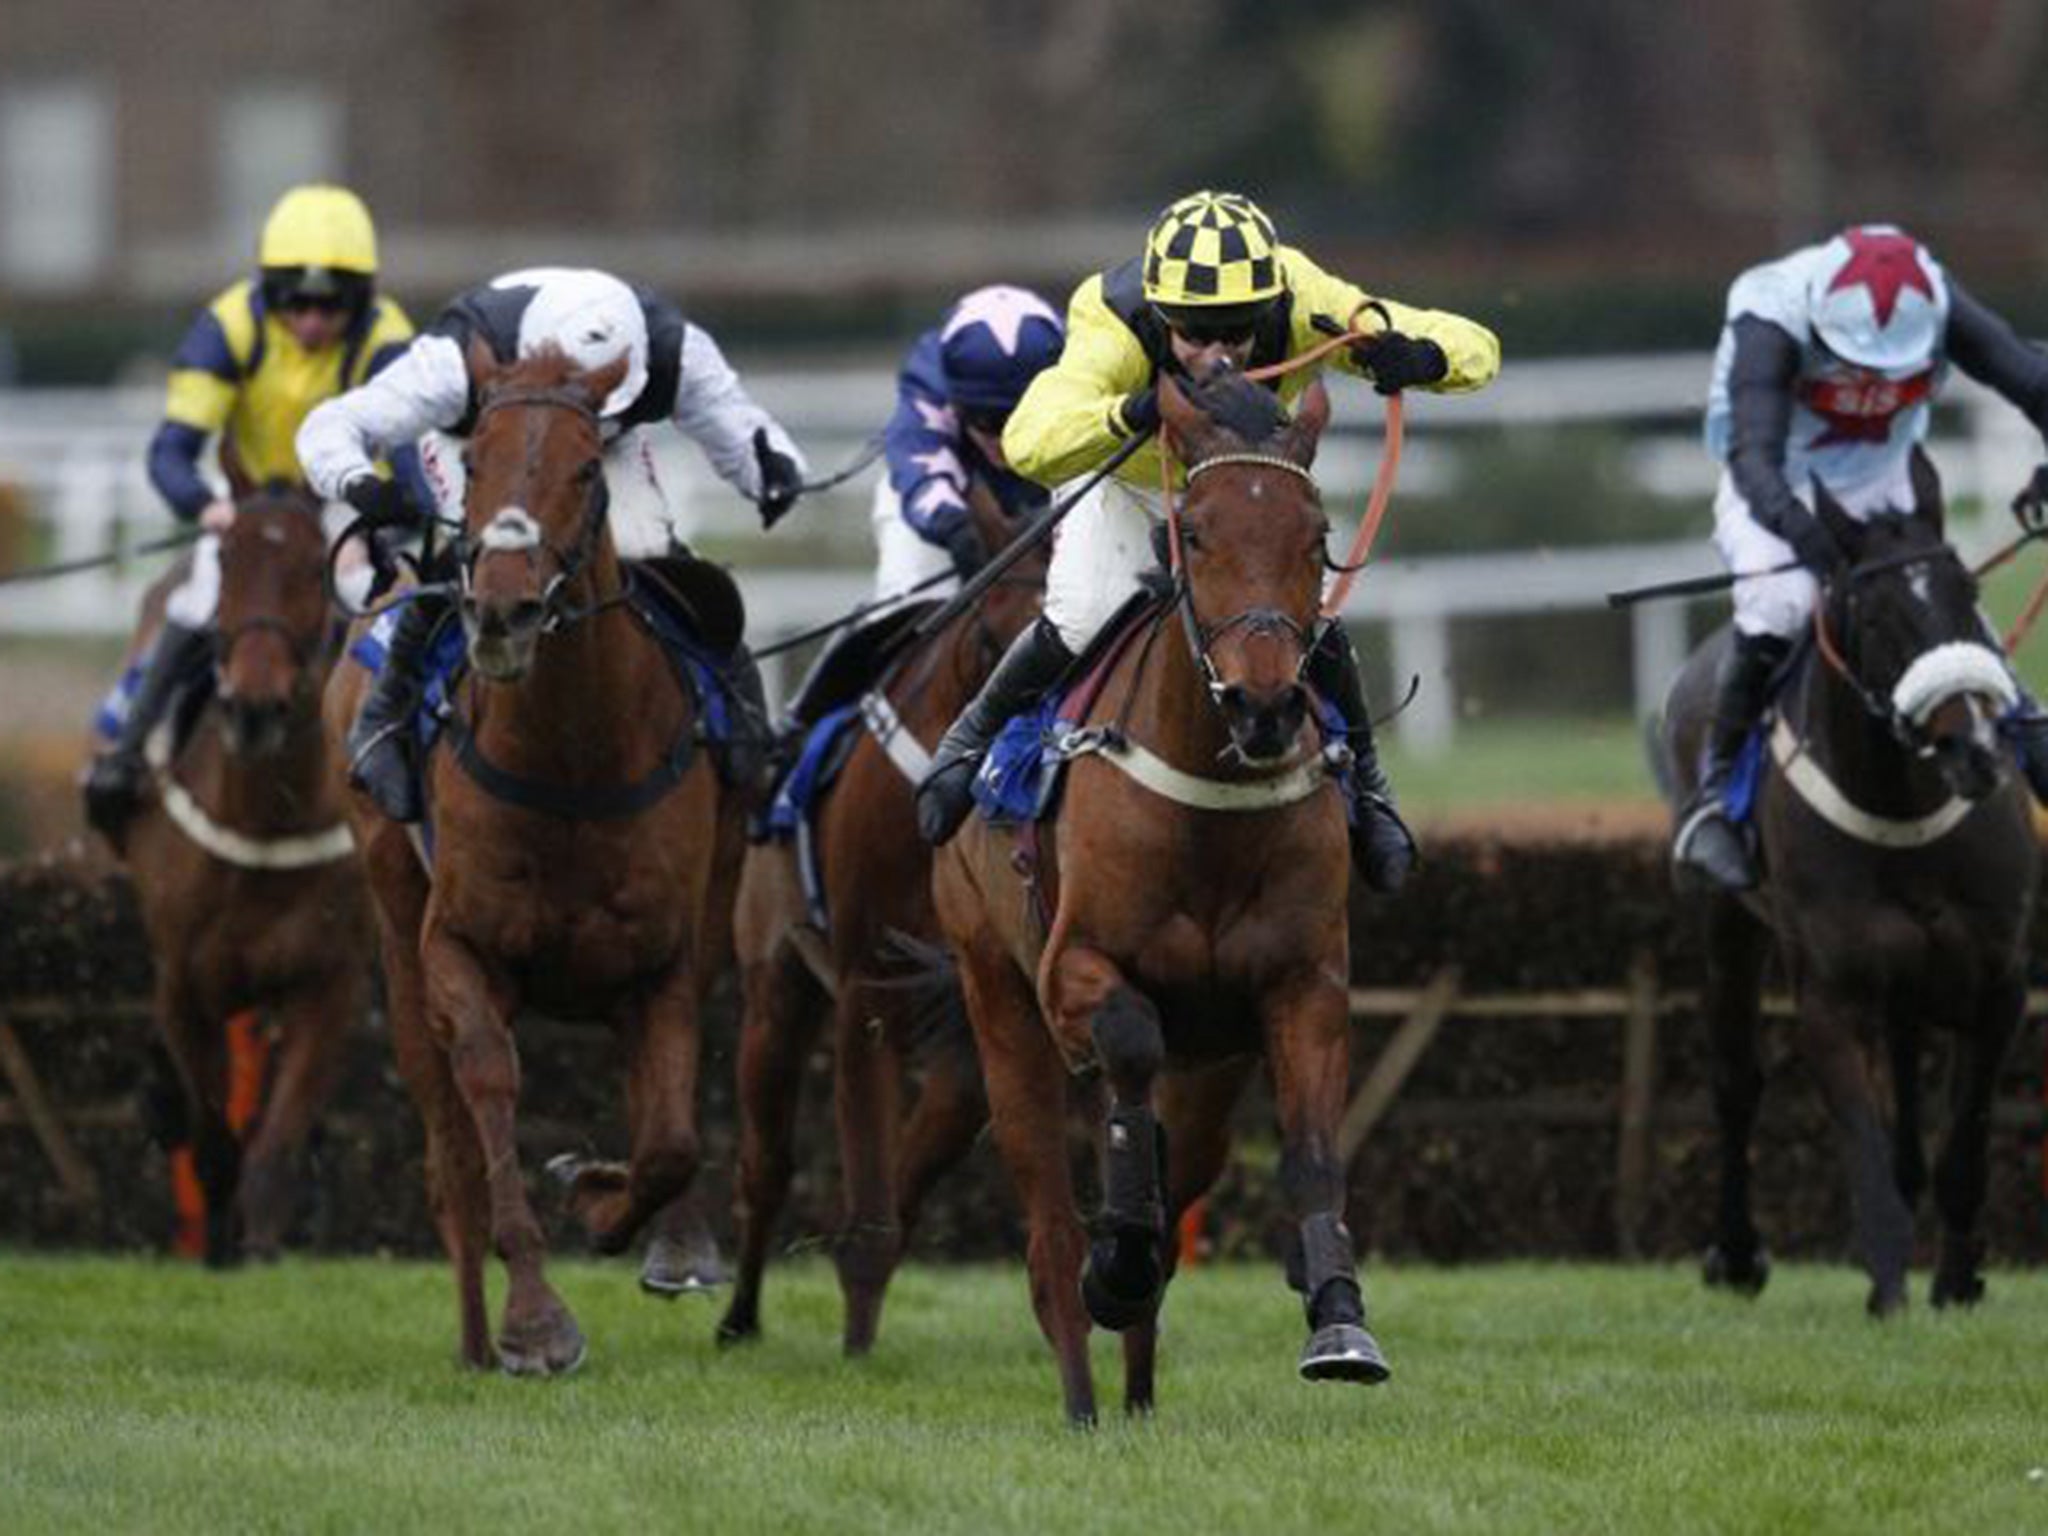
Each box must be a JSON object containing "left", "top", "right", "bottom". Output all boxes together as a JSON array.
[{"left": 574, "top": 459, "right": 602, "bottom": 487}]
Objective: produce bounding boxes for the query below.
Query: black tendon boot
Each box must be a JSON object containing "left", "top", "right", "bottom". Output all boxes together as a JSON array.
[
  {"left": 347, "top": 591, "right": 450, "bottom": 823},
  {"left": 1306, "top": 625, "right": 1415, "bottom": 894},
  {"left": 915, "top": 616, "right": 1075, "bottom": 845},
  {"left": 1673, "top": 630, "right": 1790, "bottom": 891},
  {"left": 83, "top": 620, "right": 212, "bottom": 839}
]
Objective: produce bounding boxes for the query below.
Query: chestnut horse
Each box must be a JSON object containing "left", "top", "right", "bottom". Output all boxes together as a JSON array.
[
  {"left": 324, "top": 347, "right": 745, "bottom": 1374},
  {"left": 1664, "top": 453, "right": 2037, "bottom": 1316},
  {"left": 935, "top": 370, "right": 1381, "bottom": 1424},
  {"left": 717, "top": 479, "right": 1046, "bottom": 1354},
  {"left": 110, "top": 487, "right": 367, "bottom": 1264}
]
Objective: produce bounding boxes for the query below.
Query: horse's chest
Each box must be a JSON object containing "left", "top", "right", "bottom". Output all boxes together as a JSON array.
[{"left": 440, "top": 844, "right": 685, "bottom": 980}]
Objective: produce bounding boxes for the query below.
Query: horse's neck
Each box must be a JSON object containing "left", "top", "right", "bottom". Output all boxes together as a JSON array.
[
  {"left": 1119, "top": 610, "right": 1238, "bottom": 775},
  {"left": 1791, "top": 656, "right": 1942, "bottom": 815},
  {"left": 206, "top": 695, "right": 336, "bottom": 837},
  {"left": 475, "top": 556, "right": 681, "bottom": 774},
  {"left": 893, "top": 613, "right": 995, "bottom": 738}
]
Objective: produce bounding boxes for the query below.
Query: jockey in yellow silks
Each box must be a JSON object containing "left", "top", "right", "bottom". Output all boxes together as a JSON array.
[{"left": 915, "top": 190, "right": 1500, "bottom": 892}]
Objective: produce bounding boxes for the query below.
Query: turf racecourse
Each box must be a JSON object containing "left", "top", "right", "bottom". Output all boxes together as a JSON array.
[{"left": 1, "top": 1258, "right": 2043, "bottom": 1534}]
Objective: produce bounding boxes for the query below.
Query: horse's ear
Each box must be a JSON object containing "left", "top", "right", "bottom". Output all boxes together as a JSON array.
[
  {"left": 1279, "top": 378, "right": 1331, "bottom": 469},
  {"left": 1159, "top": 371, "right": 1218, "bottom": 467},
  {"left": 1812, "top": 476, "right": 1863, "bottom": 555},
  {"left": 580, "top": 354, "right": 629, "bottom": 415},
  {"left": 467, "top": 335, "right": 501, "bottom": 400},
  {"left": 1907, "top": 445, "right": 1946, "bottom": 538}
]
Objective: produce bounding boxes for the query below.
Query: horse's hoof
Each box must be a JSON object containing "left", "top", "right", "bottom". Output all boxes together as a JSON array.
[
  {"left": 1081, "top": 1264, "right": 1161, "bottom": 1334},
  {"left": 543, "top": 1152, "right": 588, "bottom": 1190},
  {"left": 714, "top": 1314, "right": 759, "bottom": 1349},
  {"left": 1865, "top": 1282, "right": 1910, "bottom": 1320},
  {"left": 1702, "top": 1243, "right": 1771, "bottom": 1297},
  {"left": 641, "top": 1237, "right": 729, "bottom": 1299},
  {"left": 1930, "top": 1272, "right": 1985, "bottom": 1310},
  {"left": 497, "top": 1308, "right": 588, "bottom": 1377},
  {"left": 1298, "top": 1322, "right": 1390, "bottom": 1384}
]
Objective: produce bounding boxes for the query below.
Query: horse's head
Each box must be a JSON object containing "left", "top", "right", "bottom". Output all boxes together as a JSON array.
[
  {"left": 458, "top": 341, "right": 625, "bottom": 682},
  {"left": 212, "top": 486, "right": 329, "bottom": 758},
  {"left": 1161, "top": 364, "right": 1332, "bottom": 764},
  {"left": 1814, "top": 451, "right": 2016, "bottom": 800}
]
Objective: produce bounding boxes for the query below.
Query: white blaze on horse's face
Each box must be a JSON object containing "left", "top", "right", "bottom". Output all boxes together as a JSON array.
[
  {"left": 463, "top": 505, "right": 550, "bottom": 682},
  {"left": 480, "top": 507, "right": 542, "bottom": 554}
]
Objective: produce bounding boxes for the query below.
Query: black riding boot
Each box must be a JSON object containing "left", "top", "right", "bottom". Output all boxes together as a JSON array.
[
  {"left": 915, "top": 616, "right": 1075, "bottom": 845},
  {"left": 1673, "top": 630, "right": 1790, "bottom": 891},
  {"left": 718, "top": 643, "right": 773, "bottom": 800},
  {"left": 83, "top": 620, "right": 211, "bottom": 838},
  {"left": 348, "top": 592, "right": 450, "bottom": 823},
  {"left": 1306, "top": 625, "right": 1416, "bottom": 895}
]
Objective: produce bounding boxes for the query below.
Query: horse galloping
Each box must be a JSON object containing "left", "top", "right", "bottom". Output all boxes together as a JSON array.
[
  {"left": 325, "top": 346, "right": 746, "bottom": 1373},
  {"left": 1664, "top": 451, "right": 2037, "bottom": 1315},
  {"left": 718, "top": 478, "right": 1047, "bottom": 1354},
  {"left": 935, "top": 368, "right": 1383, "bottom": 1424},
  {"left": 109, "top": 486, "right": 367, "bottom": 1264}
]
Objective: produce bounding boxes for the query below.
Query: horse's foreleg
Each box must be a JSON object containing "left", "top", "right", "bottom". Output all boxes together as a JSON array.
[
  {"left": 717, "top": 948, "right": 826, "bottom": 1347},
  {"left": 834, "top": 984, "right": 908, "bottom": 1356},
  {"left": 1122, "top": 1056, "right": 1256, "bottom": 1416},
  {"left": 381, "top": 902, "right": 492, "bottom": 1370},
  {"left": 1702, "top": 893, "right": 1772, "bottom": 1295},
  {"left": 893, "top": 1034, "right": 989, "bottom": 1242},
  {"left": 1799, "top": 984, "right": 1914, "bottom": 1317},
  {"left": 424, "top": 931, "right": 582, "bottom": 1375},
  {"left": 158, "top": 978, "right": 242, "bottom": 1269},
  {"left": 236, "top": 978, "right": 357, "bottom": 1258},
  {"left": 1885, "top": 1013, "right": 1928, "bottom": 1213},
  {"left": 969, "top": 946, "right": 1095, "bottom": 1426},
  {"left": 1265, "top": 968, "right": 1388, "bottom": 1385},
  {"left": 1931, "top": 970, "right": 2023, "bottom": 1309}
]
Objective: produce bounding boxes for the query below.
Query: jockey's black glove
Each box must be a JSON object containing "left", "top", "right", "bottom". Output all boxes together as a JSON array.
[
  {"left": 1786, "top": 512, "right": 1845, "bottom": 578},
  {"left": 1354, "top": 331, "right": 1449, "bottom": 395},
  {"left": 1117, "top": 388, "right": 1160, "bottom": 437},
  {"left": 753, "top": 428, "right": 803, "bottom": 529},
  {"left": 364, "top": 527, "right": 407, "bottom": 604},
  {"left": 342, "top": 473, "right": 414, "bottom": 529},
  {"left": 941, "top": 521, "right": 989, "bottom": 581},
  {"left": 2012, "top": 464, "right": 2048, "bottom": 533}
]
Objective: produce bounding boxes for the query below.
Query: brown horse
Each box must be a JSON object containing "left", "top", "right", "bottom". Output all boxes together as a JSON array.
[
  {"left": 109, "top": 486, "right": 368, "bottom": 1264},
  {"left": 934, "top": 370, "right": 1381, "bottom": 1424},
  {"left": 1664, "top": 453, "right": 2037, "bottom": 1315},
  {"left": 717, "top": 479, "right": 1046, "bottom": 1354},
  {"left": 324, "top": 346, "right": 745, "bottom": 1374}
]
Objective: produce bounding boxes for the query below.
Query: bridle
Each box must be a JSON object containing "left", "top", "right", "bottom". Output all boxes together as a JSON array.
[
  {"left": 1163, "top": 450, "right": 1329, "bottom": 710},
  {"left": 1811, "top": 539, "right": 2013, "bottom": 755},
  {"left": 213, "top": 507, "right": 332, "bottom": 685},
  {"left": 456, "top": 388, "right": 619, "bottom": 632}
]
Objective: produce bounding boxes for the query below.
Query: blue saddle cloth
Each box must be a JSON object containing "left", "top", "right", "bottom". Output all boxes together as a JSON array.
[{"left": 763, "top": 704, "right": 863, "bottom": 842}]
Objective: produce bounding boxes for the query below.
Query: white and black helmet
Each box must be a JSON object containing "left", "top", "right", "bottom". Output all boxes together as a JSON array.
[{"left": 503, "top": 267, "right": 650, "bottom": 418}]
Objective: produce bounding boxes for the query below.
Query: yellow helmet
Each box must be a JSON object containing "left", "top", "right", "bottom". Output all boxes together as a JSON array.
[
  {"left": 258, "top": 184, "right": 378, "bottom": 275},
  {"left": 1142, "top": 190, "right": 1282, "bottom": 308}
]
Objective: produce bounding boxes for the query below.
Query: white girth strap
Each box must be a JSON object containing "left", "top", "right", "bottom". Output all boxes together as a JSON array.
[
  {"left": 147, "top": 736, "right": 356, "bottom": 870},
  {"left": 859, "top": 690, "right": 933, "bottom": 785},
  {"left": 1065, "top": 730, "right": 1332, "bottom": 813},
  {"left": 1768, "top": 717, "right": 1974, "bottom": 849}
]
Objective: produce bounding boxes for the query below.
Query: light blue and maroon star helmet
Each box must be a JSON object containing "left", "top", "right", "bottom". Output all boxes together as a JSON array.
[
  {"left": 938, "top": 285, "right": 1065, "bottom": 418},
  {"left": 1807, "top": 225, "right": 1950, "bottom": 376}
]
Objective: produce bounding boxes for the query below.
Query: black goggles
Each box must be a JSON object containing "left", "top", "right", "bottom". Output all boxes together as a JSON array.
[
  {"left": 1154, "top": 302, "right": 1271, "bottom": 347},
  {"left": 958, "top": 404, "right": 1011, "bottom": 434}
]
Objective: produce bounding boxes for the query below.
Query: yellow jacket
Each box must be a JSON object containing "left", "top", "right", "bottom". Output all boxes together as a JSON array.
[{"left": 1004, "top": 246, "right": 1499, "bottom": 490}]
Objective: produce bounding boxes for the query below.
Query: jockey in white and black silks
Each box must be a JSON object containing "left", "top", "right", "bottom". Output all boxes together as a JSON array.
[
  {"left": 868, "top": 284, "right": 1064, "bottom": 607},
  {"left": 1674, "top": 224, "right": 2048, "bottom": 890},
  {"left": 297, "top": 266, "right": 809, "bottom": 823},
  {"left": 912, "top": 190, "right": 1502, "bottom": 894},
  {"left": 82, "top": 184, "right": 420, "bottom": 836}
]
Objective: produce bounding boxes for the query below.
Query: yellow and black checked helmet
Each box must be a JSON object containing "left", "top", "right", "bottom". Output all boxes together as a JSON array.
[
  {"left": 1142, "top": 191, "right": 1282, "bottom": 308},
  {"left": 258, "top": 184, "right": 378, "bottom": 315}
]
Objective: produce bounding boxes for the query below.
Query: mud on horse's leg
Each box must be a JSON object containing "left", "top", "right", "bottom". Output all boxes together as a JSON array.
[
  {"left": 1078, "top": 984, "right": 1169, "bottom": 1333},
  {"left": 425, "top": 931, "right": 585, "bottom": 1375}
]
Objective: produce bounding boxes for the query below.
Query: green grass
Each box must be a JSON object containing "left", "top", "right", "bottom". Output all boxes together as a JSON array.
[
  {"left": 1383, "top": 715, "right": 1655, "bottom": 815},
  {"left": 2, "top": 1258, "right": 2044, "bottom": 1534}
]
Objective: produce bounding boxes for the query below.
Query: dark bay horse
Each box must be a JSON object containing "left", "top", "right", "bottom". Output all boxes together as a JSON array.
[
  {"left": 717, "top": 479, "right": 1046, "bottom": 1355},
  {"left": 935, "top": 370, "right": 1381, "bottom": 1424},
  {"left": 324, "top": 347, "right": 745, "bottom": 1374},
  {"left": 109, "top": 487, "right": 368, "bottom": 1263},
  {"left": 1664, "top": 452, "right": 2037, "bottom": 1315}
]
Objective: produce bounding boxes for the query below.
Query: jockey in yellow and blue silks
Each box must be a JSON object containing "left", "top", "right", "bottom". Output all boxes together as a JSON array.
[
  {"left": 83, "top": 184, "right": 419, "bottom": 835},
  {"left": 913, "top": 190, "right": 1501, "bottom": 893}
]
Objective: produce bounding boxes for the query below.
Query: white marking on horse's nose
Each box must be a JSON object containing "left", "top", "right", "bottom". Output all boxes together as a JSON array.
[{"left": 481, "top": 507, "right": 541, "bottom": 553}]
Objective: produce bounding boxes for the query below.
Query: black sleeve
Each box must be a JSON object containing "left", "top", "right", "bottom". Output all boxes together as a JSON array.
[
  {"left": 1723, "top": 315, "right": 1812, "bottom": 543},
  {"left": 1945, "top": 283, "right": 2048, "bottom": 434}
]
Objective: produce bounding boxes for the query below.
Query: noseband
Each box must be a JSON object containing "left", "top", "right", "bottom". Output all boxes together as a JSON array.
[
  {"left": 1170, "top": 453, "right": 1327, "bottom": 706},
  {"left": 458, "top": 389, "right": 615, "bottom": 630}
]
